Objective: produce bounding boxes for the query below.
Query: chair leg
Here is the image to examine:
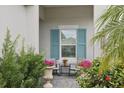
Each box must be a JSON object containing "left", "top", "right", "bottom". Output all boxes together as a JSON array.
[
  {"left": 53, "top": 70, "right": 58, "bottom": 75},
  {"left": 69, "top": 69, "right": 71, "bottom": 76},
  {"left": 56, "top": 70, "right": 57, "bottom": 74},
  {"left": 57, "top": 70, "right": 61, "bottom": 76}
]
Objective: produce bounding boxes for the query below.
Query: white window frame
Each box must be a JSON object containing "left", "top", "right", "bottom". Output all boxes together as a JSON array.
[{"left": 59, "top": 29, "right": 77, "bottom": 60}]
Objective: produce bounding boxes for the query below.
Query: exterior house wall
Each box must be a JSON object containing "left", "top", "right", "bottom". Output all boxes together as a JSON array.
[
  {"left": 94, "top": 5, "right": 109, "bottom": 57},
  {"left": 0, "top": 5, "right": 109, "bottom": 58},
  {"left": 0, "top": 5, "right": 39, "bottom": 56},
  {"left": 26, "top": 5, "right": 39, "bottom": 53},
  {"left": 39, "top": 6, "right": 94, "bottom": 59}
]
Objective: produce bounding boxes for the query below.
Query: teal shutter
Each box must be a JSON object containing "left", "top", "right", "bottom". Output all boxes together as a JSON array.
[
  {"left": 50, "top": 29, "right": 60, "bottom": 60},
  {"left": 77, "top": 29, "right": 86, "bottom": 59}
]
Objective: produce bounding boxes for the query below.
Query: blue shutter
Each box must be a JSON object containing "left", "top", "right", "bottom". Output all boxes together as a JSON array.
[
  {"left": 50, "top": 29, "right": 60, "bottom": 60},
  {"left": 77, "top": 29, "right": 86, "bottom": 59}
]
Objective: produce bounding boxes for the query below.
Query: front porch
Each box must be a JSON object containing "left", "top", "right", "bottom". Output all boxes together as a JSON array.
[
  {"left": 39, "top": 5, "right": 94, "bottom": 62},
  {"left": 39, "top": 5, "right": 94, "bottom": 88}
]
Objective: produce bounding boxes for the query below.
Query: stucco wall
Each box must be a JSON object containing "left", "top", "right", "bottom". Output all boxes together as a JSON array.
[
  {"left": 39, "top": 6, "right": 94, "bottom": 59},
  {"left": 0, "top": 5, "right": 39, "bottom": 56},
  {"left": 94, "top": 5, "right": 109, "bottom": 57},
  {"left": 26, "top": 5, "right": 39, "bottom": 52},
  {"left": 0, "top": 5, "right": 110, "bottom": 58}
]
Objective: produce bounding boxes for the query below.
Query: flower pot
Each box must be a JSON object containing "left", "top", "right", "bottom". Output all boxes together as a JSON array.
[
  {"left": 43, "top": 65, "right": 54, "bottom": 88},
  {"left": 63, "top": 59, "right": 68, "bottom": 66}
]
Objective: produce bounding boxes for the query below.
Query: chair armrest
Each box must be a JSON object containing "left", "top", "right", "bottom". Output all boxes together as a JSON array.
[{"left": 69, "top": 63, "right": 77, "bottom": 69}]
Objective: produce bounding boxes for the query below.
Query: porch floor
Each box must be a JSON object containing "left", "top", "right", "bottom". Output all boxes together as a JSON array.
[{"left": 52, "top": 75, "right": 80, "bottom": 88}]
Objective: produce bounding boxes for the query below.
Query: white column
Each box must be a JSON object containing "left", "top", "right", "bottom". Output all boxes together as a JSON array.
[{"left": 26, "top": 5, "right": 39, "bottom": 53}]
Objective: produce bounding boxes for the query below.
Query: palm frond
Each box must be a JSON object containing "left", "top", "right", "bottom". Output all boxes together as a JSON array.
[{"left": 93, "top": 5, "right": 124, "bottom": 71}]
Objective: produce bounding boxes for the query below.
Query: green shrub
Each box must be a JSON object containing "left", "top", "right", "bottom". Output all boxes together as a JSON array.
[
  {"left": 0, "top": 30, "right": 24, "bottom": 87},
  {"left": 0, "top": 30, "right": 45, "bottom": 88},
  {"left": 18, "top": 47, "right": 45, "bottom": 87},
  {"left": 77, "top": 57, "right": 124, "bottom": 88}
]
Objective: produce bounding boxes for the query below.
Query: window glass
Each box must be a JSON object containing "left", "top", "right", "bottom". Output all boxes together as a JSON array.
[
  {"left": 61, "top": 30, "right": 76, "bottom": 44},
  {"left": 62, "top": 45, "right": 76, "bottom": 57}
]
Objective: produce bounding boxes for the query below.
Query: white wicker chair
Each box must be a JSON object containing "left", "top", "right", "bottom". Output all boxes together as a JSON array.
[
  {"left": 53, "top": 60, "right": 60, "bottom": 75},
  {"left": 69, "top": 59, "right": 81, "bottom": 75}
]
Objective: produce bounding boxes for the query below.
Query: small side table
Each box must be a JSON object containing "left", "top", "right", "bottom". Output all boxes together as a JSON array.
[{"left": 60, "top": 64, "right": 70, "bottom": 75}]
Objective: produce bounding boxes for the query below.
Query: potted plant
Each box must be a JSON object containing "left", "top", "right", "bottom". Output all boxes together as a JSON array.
[
  {"left": 43, "top": 59, "right": 55, "bottom": 88},
  {"left": 63, "top": 58, "right": 68, "bottom": 66},
  {"left": 77, "top": 59, "right": 92, "bottom": 77},
  {"left": 79, "top": 59, "right": 92, "bottom": 69}
]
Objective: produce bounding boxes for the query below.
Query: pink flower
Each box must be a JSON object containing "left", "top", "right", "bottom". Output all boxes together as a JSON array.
[
  {"left": 80, "top": 59, "right": 92, "bottom": 68},
  {"left": 44, "top": 59, "right": 55, "bottom": 66}
]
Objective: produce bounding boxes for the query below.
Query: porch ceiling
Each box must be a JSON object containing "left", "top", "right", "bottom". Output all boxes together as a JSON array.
[
  {"left": 39, "top": 5, "right": 93, "bottom": 20},
  {"left": 42, "top": 5, "right": 86, "bottom": 8}
]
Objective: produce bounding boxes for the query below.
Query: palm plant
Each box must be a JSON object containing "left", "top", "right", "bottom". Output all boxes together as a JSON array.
[{"left": 93, "top": 5, "right": 124, "bottom": 70}]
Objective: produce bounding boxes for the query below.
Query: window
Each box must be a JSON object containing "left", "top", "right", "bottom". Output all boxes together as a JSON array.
[
  {"left": 60, "top": 30, "right": 76, "bottom": 58},
  {"left": 50, "top": 28, "right": 86, "bottom": 59}
]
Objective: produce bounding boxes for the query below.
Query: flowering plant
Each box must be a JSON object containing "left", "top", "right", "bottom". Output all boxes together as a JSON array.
[
  {"left": 79, "top": 59, "right": 92, "bottom": 68},
  {"left": 105, "top": 75, "right": 111, "bottom": 81},
  {"left": 77, "top": 57, "right": 124, "bottom": 88},
  {"left": 44, "top": 59, "right": 55, "bottom": 66}
]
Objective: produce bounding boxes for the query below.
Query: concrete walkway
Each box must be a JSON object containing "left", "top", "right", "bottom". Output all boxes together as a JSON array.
[{"left": 52, "top": 75, "right": 80, "bottom": 88}]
